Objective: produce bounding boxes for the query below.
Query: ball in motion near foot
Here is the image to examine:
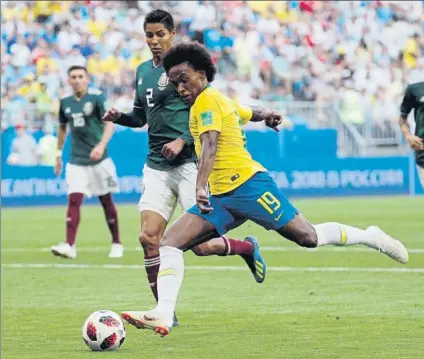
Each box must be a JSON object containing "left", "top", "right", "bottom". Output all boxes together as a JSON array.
[{"left": 82, "top": 310, "right": 126, "bottom": 351}]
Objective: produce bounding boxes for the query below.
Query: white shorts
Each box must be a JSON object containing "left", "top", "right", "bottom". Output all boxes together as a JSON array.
[
  {"left": 66, "top": 158, "right": 119, "bottom": 197},
  {"left": 417, "top": 165, "right": 424, "bottom": 189},
  {"left": 138, "top": 162, "right": 197, "bottom": 222}
]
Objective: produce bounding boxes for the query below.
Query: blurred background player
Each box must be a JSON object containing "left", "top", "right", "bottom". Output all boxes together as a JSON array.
[
  {"left": 51, "top": 65, "right": 122, "bottom": 259},
  {"left": 121, "top": 42, "right": 409, "bottom": 336},
  {"left": 102, "top": 10, "right": 265, "bottom": 326},
  {"left": 399, "top": 81, "right": 424, "bottom": 189}
]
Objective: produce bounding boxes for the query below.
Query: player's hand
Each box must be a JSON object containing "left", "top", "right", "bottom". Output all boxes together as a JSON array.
[
  {"left": 406, "top": 135, "right": 424, "bottom": 151},
  {"left": 161, "top": 138, "right": 185, "bottom": 160},
  {"left": 54, "top": 157, "right": 63, "bottom": 176},
  {"left": 263, "top": 110, "right": 282, "bottom": 132},
  {"left": 102, "top": 108, "right": 121, "bottom": 122},
  {"left": 196, "top": 187, "right": 213, "bottom": 214},
  {"left": 90, "top": 143, "right": 106, "bottom": 161}
]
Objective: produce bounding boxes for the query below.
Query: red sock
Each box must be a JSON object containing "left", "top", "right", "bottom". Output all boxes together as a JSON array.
[
  {"left": 66, "top": 193, "right": 84, "bottom": 246},
  {"left": 99, "top": 194, "right": 120, "bottom": 244},
  {"left": 221, "top": 236, "right": 253, "bottom": 256},
  {"left": 144, "top": 254, "right": 160, "bottom": 301}
]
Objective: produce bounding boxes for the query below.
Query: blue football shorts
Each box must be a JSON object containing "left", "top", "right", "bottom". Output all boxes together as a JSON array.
[{"left": 187, "top": 171, "right": 299, "bottom": 235}]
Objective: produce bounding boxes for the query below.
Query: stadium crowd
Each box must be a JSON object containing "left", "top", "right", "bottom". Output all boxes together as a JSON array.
[{"left": 1, "top": 1, "right": 423, "bottom": 135}]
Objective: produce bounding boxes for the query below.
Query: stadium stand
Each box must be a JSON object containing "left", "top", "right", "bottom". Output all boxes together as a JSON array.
[{"left": 1, "top": 1, "right": 423, "bottom": 157}]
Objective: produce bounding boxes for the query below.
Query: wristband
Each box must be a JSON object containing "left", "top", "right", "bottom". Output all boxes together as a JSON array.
[{"left": 56, "top": 149, "right": 62, "bottom": 157}]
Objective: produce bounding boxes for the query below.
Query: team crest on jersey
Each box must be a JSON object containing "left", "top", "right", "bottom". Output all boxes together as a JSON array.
[
  {"left": 65, "top": 107, "right": 71, "bottom": 114},
  {"left": 83, "top": 102, "right": 94, "bottom": 116},
  {"left": 158, "top": 72, "right": 169, "bottom": 90}
]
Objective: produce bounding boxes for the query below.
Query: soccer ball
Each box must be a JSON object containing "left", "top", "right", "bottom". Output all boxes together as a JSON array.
[{"left": 82, "top": 310, "right": 126, "bottom": 351}]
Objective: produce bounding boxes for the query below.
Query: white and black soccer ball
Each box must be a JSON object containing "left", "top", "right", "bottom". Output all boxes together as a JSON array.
[{"left": 82, "top": 310, "right": 126, "bottom": 351}]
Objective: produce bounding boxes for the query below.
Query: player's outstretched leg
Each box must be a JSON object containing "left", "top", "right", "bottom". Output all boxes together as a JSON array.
[
  {"left": 98, "top": 193, "right": 123, "bottom": 258},
  {"left": 122, "top": 212, "right": 218, "bottom": 337},
  {"left": 138, "top": 210, "right": 180, "bottom": 327},
  {"left": 51, "top": 193, "right": 84, "bottom": 259},
  {"left": 190, "top": 236, "right": 266, "bottom": 283},
  {"left": 277, "top": 215, "right": 409, "bottom": 264}
]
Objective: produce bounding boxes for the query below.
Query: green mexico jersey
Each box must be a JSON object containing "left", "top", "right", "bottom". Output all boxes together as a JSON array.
[
  {"left": 59, "top": 88, "right": 107, "bottom": 166},
  {"left": 134, "top": 59, "right": 196, "bottom": 171},
  {"left": 400, "top": 81, "right": 424, "bottom": 167}
]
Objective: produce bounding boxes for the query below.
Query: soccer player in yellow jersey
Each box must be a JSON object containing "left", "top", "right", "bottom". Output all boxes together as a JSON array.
[{"left": 121, "top": 42, "right": 409, "bottom": 337}]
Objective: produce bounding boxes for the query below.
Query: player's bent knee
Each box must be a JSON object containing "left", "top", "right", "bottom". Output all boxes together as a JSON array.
[
  {"left": 139, "top": 230, "right": 160, "bottom": 254},
  {"left": 297, "top": 228, "right": 318, "bottom": 248}
]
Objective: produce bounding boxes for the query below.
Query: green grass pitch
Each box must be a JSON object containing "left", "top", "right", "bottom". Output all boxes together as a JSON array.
[{"left": 1, "top": 197, "right": 424, "bottom": 359}]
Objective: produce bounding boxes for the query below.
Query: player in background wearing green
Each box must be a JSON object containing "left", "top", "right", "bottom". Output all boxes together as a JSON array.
[
  {"left": 399, "top": 81, "right": 424, "bottom": 189},
  {"left": 102, "top": 10, "right": 265, "bottom": 326},
  {"left": 51, "top": 66, "right": 122, "bottom": 259}
]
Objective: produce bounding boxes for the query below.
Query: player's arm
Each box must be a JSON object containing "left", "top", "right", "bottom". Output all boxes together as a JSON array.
[
  {"left": 195, "top": 100, "right": 222, "bottom": 213},
  {"left": 235, "top": 102, "right": 282, "bottom": 131},
  {"left": 55, "top": 101, "right": 68, "bottom": 176},
  {"left": 114, "top": 106, "right": 147, "bottom": 128},
  {"left": 399, "top": 85, "right": 424, "bottom": 150},
  {"left": 197, "top": 130, "right": 219, "bottom": 191},
  {"left": 98, "top": 92, "right": 115, "bottom": 147},
  {"left": 90, "top": 93, "right": 115, "bottom": 161},
  {"left": 103, "top": 75, "right": 147, "bottom": 128},
  {"left": 178, "top": 129, "right": 194, "bottom": 146}
]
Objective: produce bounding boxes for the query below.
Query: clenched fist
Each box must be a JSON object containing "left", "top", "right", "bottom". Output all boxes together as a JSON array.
[
  {"left": 161, "top": 138, "right": 185, "bottom": 160},
  {"left": 263, "top": 110, "right": 282, "bottom": 132},
  {"left": 102, "top": 108, "right": 121, "bottom": 122}
]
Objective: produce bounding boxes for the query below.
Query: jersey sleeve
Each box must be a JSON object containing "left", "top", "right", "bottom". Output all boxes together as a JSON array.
[
  {"left": 235, "top": 102, "right": 253, "bottom": 124},
  {"left": 58, "top": 100, "right": 68, "bottom": 124},
  {"left": 194, "top": 96, "right": 222, "bottom": 135},
  {"left": 400, "top": 85, "right": 414, "bottom": 118},
  {"left": 133, "top": 68, "right": 144, "bottom": 111}
]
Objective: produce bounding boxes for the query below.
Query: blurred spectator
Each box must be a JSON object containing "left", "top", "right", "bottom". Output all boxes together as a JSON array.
[
  {"left": 340, "top": 82, "right": 366, "bottom": 131},
  {"left": 2, "top": 86, "right": 28, "bottom": 129},
  {"left": 1, "top": 0, "right": 423, "bottom": 137},
  {"left": 37, "top": 124, "right": 58, "bottom": 166},
  {"left": 35, "top": 80, "right": 57, "bottom": 128},
  {"left": 10, "top": 35, "right": 31, "bottom": 68},
  {"left": 7, "top": 125, "right": 38, "bottom": 166}
]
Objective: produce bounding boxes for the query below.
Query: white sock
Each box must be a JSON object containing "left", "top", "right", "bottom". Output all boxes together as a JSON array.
[
  {"left": 154, "top": 246, "right": 184, "bottom": 326},
  {"left": 314, "top": 222, "right": 377, "bottom": 248}
]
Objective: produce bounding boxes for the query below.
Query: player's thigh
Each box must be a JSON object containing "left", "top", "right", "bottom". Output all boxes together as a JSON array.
[
  {"left": 65, "top": 163, "right": 91, "bottom": 196},
  {"left": 276, "top": 213, "right": 317, "bottom": 248},
  {"left": 90, "top": 158, "right": 119, "bottom": 196},
  {"left": 138, "top": 165, "right": 178, "bottom": 222},
  {"left": 223, "top": 171, "right": 299, "bottom": 230},
  {"left": 172, "top": 162, "right": 197, "bottom": 210},
  {"left": 417, "top": 165, "right": 424, "bottom": 189},
  {"left": 185, "top": 194, "right": 242, "bottom": 237},
  {"left": 161, "top": 212, "right": 218, "bottom": 251}
]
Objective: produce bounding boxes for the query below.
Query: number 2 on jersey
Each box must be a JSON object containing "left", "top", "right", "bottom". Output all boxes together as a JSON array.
[
  {"left": 257, "top": 191, "right": 280, "bottom": 214},
  {"left": 146, "top": 88, "right": 154, "bottom": 107}
]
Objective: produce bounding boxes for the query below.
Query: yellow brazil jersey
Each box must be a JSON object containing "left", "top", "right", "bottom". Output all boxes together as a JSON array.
[{"left": 190, "top": 86, "right": 265, "bottom": 195}]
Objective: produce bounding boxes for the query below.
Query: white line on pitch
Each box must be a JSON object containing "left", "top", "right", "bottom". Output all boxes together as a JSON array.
[
  {"left": 2, "top": 263, "right": 424, "bottom": 273},
  {"left": 2, "top": 246, "right": 424, "bottom": 254}
]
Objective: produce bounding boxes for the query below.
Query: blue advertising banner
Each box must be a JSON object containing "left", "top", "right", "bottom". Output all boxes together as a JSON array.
[{"left": 1, "top": 129, "right": 420, "bottom": 207}]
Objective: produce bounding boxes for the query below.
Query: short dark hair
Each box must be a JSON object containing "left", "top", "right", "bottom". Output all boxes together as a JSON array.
[
  {"left": 143, "top": 9, "right": 174, "bottom": 32},
  {"left": 67, "top": 65, "right": 88, "bottom": 75},
  {"left": 163, "top": 42, "right": 217, "bottom": 82}
]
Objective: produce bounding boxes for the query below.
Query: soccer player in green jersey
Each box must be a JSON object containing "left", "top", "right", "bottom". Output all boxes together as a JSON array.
[
  {"left": 399, "top": 81, "right": 424, "bottom": 189},
  {"left": 102, "top": 10, "right": 265, "bottom": 326},
  {"left": 51, "top": 65, "right": 122, "bottom": 259}
]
